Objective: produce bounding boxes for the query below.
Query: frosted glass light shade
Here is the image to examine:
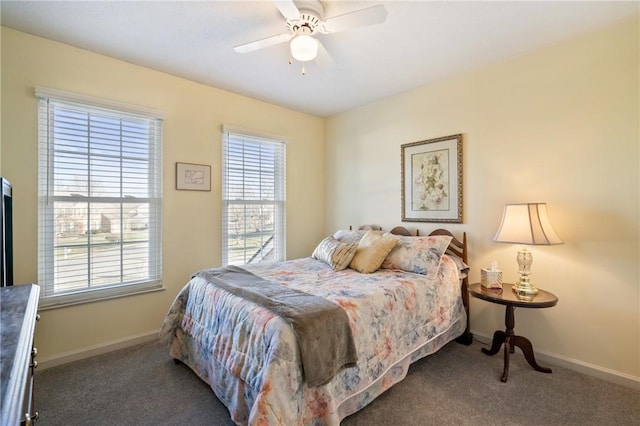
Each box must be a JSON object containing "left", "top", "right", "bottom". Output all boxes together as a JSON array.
[
  {"left": 290, "top": 34, "right": 318, "bottom": 62},
  {"left": 493, "top": 203, "right": 563, "bottom": 245}
]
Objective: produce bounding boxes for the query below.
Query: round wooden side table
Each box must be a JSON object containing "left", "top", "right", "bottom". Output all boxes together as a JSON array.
[{"left": 468, "top": 283, "right": 558, "bottom": 382}]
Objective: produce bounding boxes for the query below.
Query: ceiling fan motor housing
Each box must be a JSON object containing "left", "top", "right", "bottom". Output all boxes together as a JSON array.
[
  {"left": 286, "top": 0, "right": 324, "bottom": 35},
  {"left": 287, "top": 13, "right": 321, "bottom": 34}
]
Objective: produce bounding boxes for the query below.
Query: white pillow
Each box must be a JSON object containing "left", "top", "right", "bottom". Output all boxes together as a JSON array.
[{"left": 332, "top": 229, "right": 368, "bottom": 245}]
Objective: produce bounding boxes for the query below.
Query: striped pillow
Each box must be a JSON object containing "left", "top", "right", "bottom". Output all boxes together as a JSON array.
[{"left": 312, "top": 236, "right": 358, "bottom": 271}]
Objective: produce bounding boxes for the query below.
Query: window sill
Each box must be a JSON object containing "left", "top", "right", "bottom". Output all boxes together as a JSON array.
[{"left": 38, "top": 284, "right": 164, "bottom": 311}]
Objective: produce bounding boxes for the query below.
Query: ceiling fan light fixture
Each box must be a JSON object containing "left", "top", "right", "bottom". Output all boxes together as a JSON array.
[{"left": 290, "top": 33, "right": 318, "bottom": 62}]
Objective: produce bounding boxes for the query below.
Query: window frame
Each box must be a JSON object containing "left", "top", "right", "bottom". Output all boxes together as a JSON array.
[
  {"left": 36, "top": 87, "right": 164, "bottom": 309},
  {"left": 221, "top": 126, "right": 286, "bottom": 266}
]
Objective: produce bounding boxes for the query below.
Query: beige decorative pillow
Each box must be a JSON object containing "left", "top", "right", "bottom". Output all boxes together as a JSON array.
[
  {"left": 312, "top": 236, "right": 358, "bottom": 271},
  {"left": 349, "top": 230, "right": 398, "bottom": 273}
]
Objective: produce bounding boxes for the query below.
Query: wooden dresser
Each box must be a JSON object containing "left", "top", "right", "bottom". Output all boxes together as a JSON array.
[{"left": 1, "top": 284, "right": 40, "bottom": 425}]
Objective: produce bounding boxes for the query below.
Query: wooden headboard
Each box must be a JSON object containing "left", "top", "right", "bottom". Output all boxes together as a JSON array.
[
  {"left": 355, "top": 226, "right": 467, "bottom": 264},
  {"left": 389, "top": 226, "right": 466, "bottom": 262}
]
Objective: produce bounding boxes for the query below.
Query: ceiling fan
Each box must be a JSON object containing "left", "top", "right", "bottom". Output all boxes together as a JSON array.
[{"left": 233, "top": 0, "right": 387, "bottom": 74}]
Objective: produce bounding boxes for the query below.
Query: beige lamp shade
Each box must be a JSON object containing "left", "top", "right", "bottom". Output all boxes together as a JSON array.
[{"left": 493, "top": 203, "right": 563, "bottom": 245}]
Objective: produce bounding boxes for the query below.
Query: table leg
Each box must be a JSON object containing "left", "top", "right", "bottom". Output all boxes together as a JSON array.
[
  {"left": 483, "top": 305, "right": 517, "bottom": 382},
  {"left": 501, "top": 336, "right": 511, "bottom": 382},
  {"left": 505, "top": 305, "right": 516, "bottom": 354},
  {"left": 481, "top": 330, "right": 507, "bottom": 356},
  {"left": 511, "top": 335, "right": 552, "bottom": 374}
]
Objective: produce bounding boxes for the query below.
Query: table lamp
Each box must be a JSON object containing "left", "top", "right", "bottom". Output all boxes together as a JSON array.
[{"left": 493, "top": 203, "right": 563, "bottom": 297}]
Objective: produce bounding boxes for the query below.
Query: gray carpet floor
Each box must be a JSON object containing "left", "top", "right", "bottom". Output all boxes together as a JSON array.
[{"left": 35, "top": 338, "right": 639, "bottom": 425}]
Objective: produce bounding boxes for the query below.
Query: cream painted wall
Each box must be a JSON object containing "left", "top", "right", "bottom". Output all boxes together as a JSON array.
[
  {"left": 0, "top": 28, "right": 325, "bottom": 363},
  {"left": 1, "top": 18, "right": 638, "bottom": 382},
  {"left": 325, "top": 18, "right": 639, "bottom": 379}
]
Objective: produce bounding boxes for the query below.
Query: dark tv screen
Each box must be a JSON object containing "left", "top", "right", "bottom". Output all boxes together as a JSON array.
[{"left": 1, "top": 177, "right": 13, "bottom": 287}]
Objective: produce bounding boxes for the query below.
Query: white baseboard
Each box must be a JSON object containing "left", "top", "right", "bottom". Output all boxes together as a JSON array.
[
  {"left": 471, "top": 331, "right": 640, "bottom": 391},
  {"left": 37, "top": 331, "right": 160, "bottom": 371}
]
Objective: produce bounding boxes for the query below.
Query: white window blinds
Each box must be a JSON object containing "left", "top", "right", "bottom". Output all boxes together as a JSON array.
[
  {"left": 222, "top": 128, "right": 286, "bottom": 266},
  {"left": 36, "top": 88, "right": 163, "bottom": 307}
]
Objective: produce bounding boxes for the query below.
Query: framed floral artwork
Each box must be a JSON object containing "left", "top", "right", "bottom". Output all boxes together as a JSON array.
[{"left": 401, "top": 134, "right": 463, "bottom": 223}]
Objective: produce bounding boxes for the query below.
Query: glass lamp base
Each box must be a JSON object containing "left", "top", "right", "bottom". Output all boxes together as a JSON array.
[
  {"left": 513, "top": 277, "right": 538, "bottom": 301},
  {"left": 514, "top": 248, "right": 538, "bottom": 298},
  {"left": 513, "top": 282, "right": 539, "bottom": 295}
]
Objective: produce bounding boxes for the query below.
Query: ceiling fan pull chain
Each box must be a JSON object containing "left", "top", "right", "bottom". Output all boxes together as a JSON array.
[{"left": 302, "top": 63, "right": 306, "bottom": 75}]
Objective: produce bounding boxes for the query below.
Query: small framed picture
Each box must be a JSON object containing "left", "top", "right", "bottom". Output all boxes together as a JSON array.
[
  {"left": 401, "top": 134, "right": 463, "bottom": 223},
  {"left": 176, "top": 162, "right": 211, "bottom": 191}
]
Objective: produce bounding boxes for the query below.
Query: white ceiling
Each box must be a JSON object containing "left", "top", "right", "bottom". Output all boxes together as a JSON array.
[{"left": 1, "top": 1, "right": 638, "bottom": 117}]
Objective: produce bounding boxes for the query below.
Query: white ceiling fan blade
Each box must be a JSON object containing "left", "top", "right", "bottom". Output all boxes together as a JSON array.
[
  {"left": 322, "top": 4, "right": 387, "bottom": 34},
  {"left": 274, "top": 0, "right": 300, "bottom": 20},
  {"left": 234, "top": 33, "right": 292, "bottom": 54}
]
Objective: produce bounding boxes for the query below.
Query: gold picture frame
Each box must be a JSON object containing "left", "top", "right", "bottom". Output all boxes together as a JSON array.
[{"left": 401, "top": 134, "right": 463, "bottom": 223}]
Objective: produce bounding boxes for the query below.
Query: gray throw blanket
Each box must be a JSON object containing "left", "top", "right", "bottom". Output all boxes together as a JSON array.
[{"left": 195, "top": 266, "right": 358, "bottom": 387}]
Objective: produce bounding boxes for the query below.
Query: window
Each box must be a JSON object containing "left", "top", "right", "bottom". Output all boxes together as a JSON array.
[
  {"left": 36, "top": 87, "right": 163, "bottom": 307},
  {"left": 222, "top": 127, "right": 286, "bottom": 266}
]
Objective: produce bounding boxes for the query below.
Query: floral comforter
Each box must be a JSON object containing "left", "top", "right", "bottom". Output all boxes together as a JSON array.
[{"left": 160, "top": 255, "right": 467, "bottom": 425}]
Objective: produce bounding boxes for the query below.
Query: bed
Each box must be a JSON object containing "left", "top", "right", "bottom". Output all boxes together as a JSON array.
[{"left": 160, "top": 226, "right": 472, "bottom": 425}]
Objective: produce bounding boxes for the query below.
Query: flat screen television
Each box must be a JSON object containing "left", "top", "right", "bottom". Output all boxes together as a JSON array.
[{"left": 1, "top": 177, "right": 13, "bottom": 287}]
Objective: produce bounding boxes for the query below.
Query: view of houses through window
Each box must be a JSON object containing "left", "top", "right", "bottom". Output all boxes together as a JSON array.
[
  {"left": 37, "top": 89, "right": 162, "bottom": 305},
  {"left": 52, "top": 199, "right": 152, "bottom": 290}
]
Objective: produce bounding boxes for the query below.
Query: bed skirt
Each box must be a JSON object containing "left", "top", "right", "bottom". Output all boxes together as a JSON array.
[{"left": 169, "top": 312, "right": 466, "bottom": 425}]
